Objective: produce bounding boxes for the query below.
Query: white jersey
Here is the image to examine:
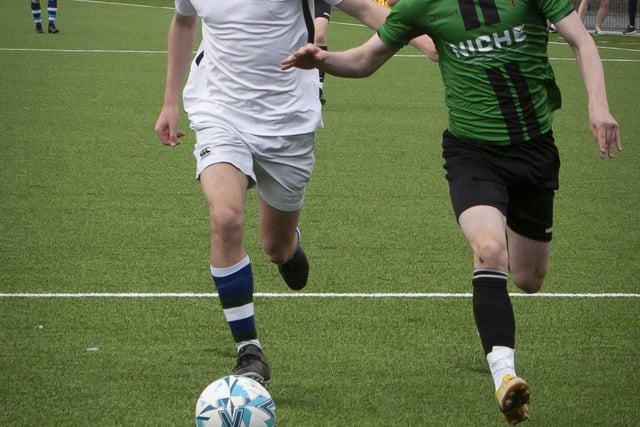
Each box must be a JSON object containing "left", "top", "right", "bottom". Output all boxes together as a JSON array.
[{"left": 178, "top": 0, "right": 323, "bottom": 136}]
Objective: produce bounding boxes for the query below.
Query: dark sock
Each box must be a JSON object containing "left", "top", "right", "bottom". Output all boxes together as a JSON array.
[
  {"left": 212, "top": 258, "right": 257, "bottom": 344},
  {"left": 31, "top": 1, "right": 42, "bottom": 26},
  {"left": 47, "top": 0, "right": 57, "bottom": 24},
  {"left": 472, "top": 269, "right": 515, "bottom": 355}
]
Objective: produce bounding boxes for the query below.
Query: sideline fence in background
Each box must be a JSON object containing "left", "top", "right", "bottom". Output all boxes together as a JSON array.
[
  {"left": 356, "top": 1, "right": 639, "bottom": 32},
  {"left": 575, "top": 0, "right": 639, "bottom": 31}
]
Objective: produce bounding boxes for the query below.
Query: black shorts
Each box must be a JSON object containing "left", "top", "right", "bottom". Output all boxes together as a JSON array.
[
  {"left": 442, "top": 130, "right": 560, "bottom": 242},
  {"left": 314, "top": 0, "right": 332, "bottom": 20}
]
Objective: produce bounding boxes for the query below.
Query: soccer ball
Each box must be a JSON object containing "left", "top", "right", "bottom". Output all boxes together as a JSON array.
[{"left": 195, "top": 375, "right": 276, "bottom": 427}]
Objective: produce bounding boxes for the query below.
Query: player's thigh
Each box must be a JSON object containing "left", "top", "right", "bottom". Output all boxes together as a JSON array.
[
  {"left": 252, "top": 132, "right": 315, "bottom": 213},
  {"left": 314, "top": 0, "right": 331, "bottom": 21},
  {"left": 442, "top": 130, "right": 509, "bottom": 220},
  {"left": 314, "top": 17, "right": 329, "bottom": 44},
  {"left": 251, "top": 131, "right": 314, "bottom": 259},
  {"left": 200, "top": 163, "right": 249, "bottom": 228},
  {"left": 193, "top": 124, "right": 254, "bottom": 215},
  {"left": 200, "top": 164, "right": 250, "bottom": 266}
]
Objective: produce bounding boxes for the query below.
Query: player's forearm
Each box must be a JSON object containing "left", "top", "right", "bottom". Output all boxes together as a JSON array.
[
  {"left": 318, "top": 49, "right": 376, "bottom": 77},
  {"left": 319, "top": 35, "right": 396, "bottom": 78},
  {"left": 162, "top": 13, "right": 197, "bottom": 106},
  {"left": 572, "top": 42, "right": 610, "bottom": 112}
]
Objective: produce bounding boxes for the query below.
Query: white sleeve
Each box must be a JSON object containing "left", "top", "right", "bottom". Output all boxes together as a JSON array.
[
  {"left": 323, "top": 0, "right": 343, "bottom": 5},
  {"left": 175, "top": 0, "right": 196, "bottom": 16}
]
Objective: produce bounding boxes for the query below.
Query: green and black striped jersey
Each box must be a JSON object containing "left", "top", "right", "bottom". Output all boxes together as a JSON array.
[{"left": 378, "top": 0, "right": 574, "bottom": 145}]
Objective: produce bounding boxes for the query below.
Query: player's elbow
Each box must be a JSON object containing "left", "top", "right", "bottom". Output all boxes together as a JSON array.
[
  {"left": 351, "top": 58, "right": 384, "bottom": 78},
  {"left": 354, "top": 67, "right": 377, "bottom": 78}
]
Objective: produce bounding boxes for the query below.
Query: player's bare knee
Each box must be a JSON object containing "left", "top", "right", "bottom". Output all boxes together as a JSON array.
[
  {"left": 474, "top": 239, "right": 508, "bottom": 268},
  {"left": 209, "top": 206, "right": 244, "bottom": 237},
  {"left": 512, "top": 270, "right": 546, "bottom": 294},
  {"left": 262, "top": 236, "right": 297, "bottom": 265},
  {"left": 262, "top": 243, "right": 289, "bottom": 265}
]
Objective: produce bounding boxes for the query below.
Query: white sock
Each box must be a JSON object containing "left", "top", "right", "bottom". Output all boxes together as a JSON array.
[
  {"left": 210, "top": 256, "right": 250, "bottom": 277},
  {"left": 237, "top": 339, "right": 261, "bottom": 352},
  {"left": 487, "top": 346, "right": 516, "bottom": 390}
]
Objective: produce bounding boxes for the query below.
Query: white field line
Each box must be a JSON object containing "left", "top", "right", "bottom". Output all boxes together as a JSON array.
[
  {"left": 1, "top": 48, "right": 638, "bottom": 63},
  {"left": 0, "top": 48, "right": 166, "bottom": 54},
  {"left": 392, "top": 55, "right": 640, "bottom": 62},
  {"left": 72, "top": 0, "right": 173, "bottom": 10},
  {"left": 0, "top": 292, "right": 638, "bottom": 298}
]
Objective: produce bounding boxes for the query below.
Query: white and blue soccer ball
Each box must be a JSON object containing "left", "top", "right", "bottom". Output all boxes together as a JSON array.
[{"left": 195, "top": 375, "right": 276, "bottom": 427}]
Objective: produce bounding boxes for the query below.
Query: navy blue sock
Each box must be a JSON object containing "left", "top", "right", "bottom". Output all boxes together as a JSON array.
[
  {"left": 211, "top": 257, "right": 258, "bottom": 345},
  {"left": 47, "top": 0, "right": 57, "bottom": 24},
  {"left": 31, "top": 1, "right": 42, "bottom": 25}
]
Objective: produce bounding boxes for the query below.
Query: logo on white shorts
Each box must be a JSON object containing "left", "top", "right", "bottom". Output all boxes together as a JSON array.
[{"left": 199, "top": 147, "right": 212, "bottom": 158}]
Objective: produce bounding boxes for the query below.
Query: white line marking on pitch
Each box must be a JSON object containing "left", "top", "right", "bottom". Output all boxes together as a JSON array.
[{"left": 0, "top": 292, "right": 638, "bottom": 298}]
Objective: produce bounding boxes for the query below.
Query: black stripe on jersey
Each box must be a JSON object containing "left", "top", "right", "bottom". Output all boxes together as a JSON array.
[
  {"left": 301, "top": 0, "right": 315, "bottom": 43},
  {"left": 458, "top": 0, "right": 481, "bottom": 30},
  {"left": 504, "top": 62, "right": 542, "bottom": 140},
  {"left": 459, "top": 0, "right": 501, "bottom": 30},
  {"left": 195, "top": 50, "right": 204, "bottom": 66},
  {"left": 478, "top": 0, "right": 499, "bottom": 26},
  {"left": 486, "top": 67, "right": 525, "bottom": 144}
]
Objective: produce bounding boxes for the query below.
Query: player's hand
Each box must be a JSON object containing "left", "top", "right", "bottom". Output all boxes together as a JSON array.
[
  {"left": 589, "top": 107, "right": 622, "bottom": 159},
  {"left": 154, "top": 105, "right": 185, "bottom": 147},
  {"left": 281, "top": 43, "right": 324, "bottom": 71}
]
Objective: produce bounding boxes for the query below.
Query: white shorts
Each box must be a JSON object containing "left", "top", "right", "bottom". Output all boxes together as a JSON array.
[{"left": 193, "top": 123, "right": 316, "bottom": 212}]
